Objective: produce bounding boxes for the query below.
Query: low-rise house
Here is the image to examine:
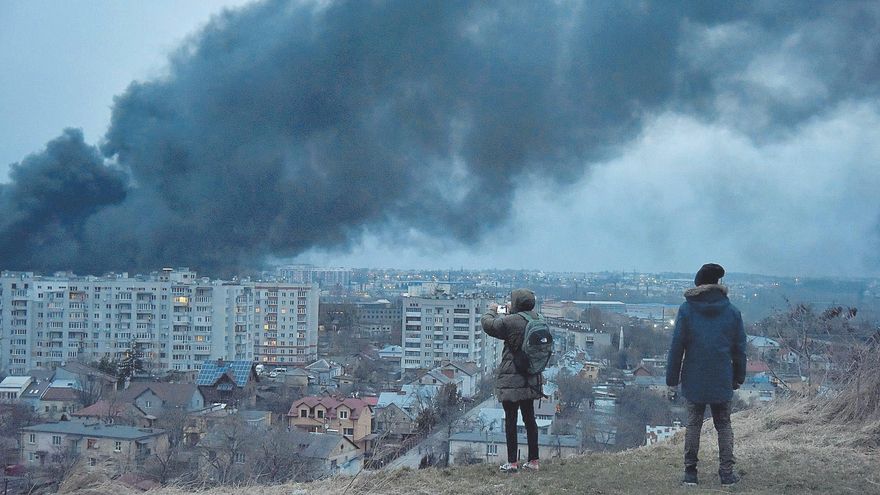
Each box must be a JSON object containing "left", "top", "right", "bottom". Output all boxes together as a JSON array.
[
  {"left": 195, "top": 360, "right": 258, "bottom": 407},
  {"left": 54, "top": 362, "right": 118, "bottom": 398},
  {"left": 0, "top": 376, "right": 34, "bottom": 401},
  {"left": 70, "top": 400, "right": 150, "bottom": 427},
  {"left": 580, "top": 361, "right": 602, "bottom": 381},
  {"left": 40, "top": 383, "right": 81, "bottom": 420},
  {"left": 305, "top": 359, "right": 342, "bottom": 386},
  {"left": 195, "top": 423, "right": 361, "bottom": 483},
  {"left": 632, "top": 366, "right": 655, "bottom": 378},
  {"left": 736, "top": 382, "right": 776, "bottom": 403},
  {"left": 448, "top": 431, "right": 579, "bottom": 465},
  {"left": 292, "top": 431, "right": 362, "bottom": 479},
  {"left": 378, "top": 345, "right": 403, "bottom": 361},
  {"left": 373, "top": 402, "right": 416, "bottom": 438},
  {"left": 288, "top": 397, "right": 375, "bottom": 452},
  {"left": 19, "top": 377, "right": 54, "bottom": 411},
  {"left": 121, "top": 382, "right": 206, "bottom": 417},
  {"left": 646, "top": 421, "right": 684, "bottom": 446},
  {"left": 436, "top": 361, "right": 481, "bottom": 398},
  {"left": 633, "top": 375, "right": 667, "bottom": 393},
  {"left": 20, "top": 422, "right": 167, "bottom": 470}
]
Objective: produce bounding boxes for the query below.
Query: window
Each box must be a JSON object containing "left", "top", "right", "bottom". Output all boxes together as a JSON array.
[
  {"left": 487, "top": 444, "right": 498, "bottom": 456},
  {"left": 338, "top": 410, "right": 349, "bottom": 419},
  {"left": 89, "top": 457, "right": 97, "bottom": 467},
  {"left": 317, "top": 410, "right": 324, "bottom": 419},
  {"left": 300, "top": 408, "right": 308, "bottom": 418},
  {"left": 28, "top": 433, "right": 36, "bottom": 444},
  {"left": 144, "top": 400, "right": 152, "bottom": 408},
  {"left": 87, "top": 438, "right": 97, "bottom": 449},
  {"left": 28, "top": 452, "right": 35, "bottom": 462},
  {"left": 114, "top": 441, "right": 122, "bottom": 452},
  {"left": 343, "top": 428, "right": 354, "bottom": 436},
  {"left": 52, "top": 435, "right": 62, "bottom": 446},
  {"left": 233, "top": 452, "right": 246, "bottom": 464}
]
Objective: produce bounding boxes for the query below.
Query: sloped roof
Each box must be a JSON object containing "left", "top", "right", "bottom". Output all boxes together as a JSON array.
[
  {"left": 292, "top": 431, "right": 359, "bottom": 459},
  {"left": 196, "top": 360, "right": 254, "bottom": 387},
  {"left": 444, "top": 361, "right": 480, "bottom": 376},
  {"left": 746, "top": 360, "right": 771, "bottom": 374},
  {"left": 305, "top": 359, "right": 333, "bottom": 371},
  {"left": 42, "top": 387, "right": 79, "bottom": 401},
  {"left": 58, "top": 362, "right": 116, "bottom": 383},
  {"left": 121, "top": 382, "right": 201, "bottom": 408},
  {"left": 71, "top": 399, "right": 144, "bottom": 419},
  {"left": 0, "top": 376, "right": 32, "bottom": 389},
  {"left": 22, "top": 422, "right": 165, "bottom": 440},
  {"left": 289, "top": 396, "right": 373, "bottom": 420}
]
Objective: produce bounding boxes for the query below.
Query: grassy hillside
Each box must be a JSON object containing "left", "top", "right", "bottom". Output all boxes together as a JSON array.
[{"left": 63, "top": 400, "right": 880, "bottom": 495}]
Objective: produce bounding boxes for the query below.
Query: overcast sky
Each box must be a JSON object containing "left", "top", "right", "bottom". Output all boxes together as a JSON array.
[{"left": 2, "top": 1, "right": 879, "bottom": 277}]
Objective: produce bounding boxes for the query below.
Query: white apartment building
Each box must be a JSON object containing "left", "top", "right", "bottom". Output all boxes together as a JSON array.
[
  {"left": 0, "top": 269, "right": 277, "bottom": 375},
  {"left": 252, "top": 283, "right": 319, "bottom": 365},
  {"left": 277, "top": 265, "right": 352, "bottom": 288},
  {"left": 401, "top": 295, "right": 499, "bottom": 372}
]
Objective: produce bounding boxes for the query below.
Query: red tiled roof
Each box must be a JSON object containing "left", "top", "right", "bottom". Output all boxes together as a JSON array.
[
  {"left": 42, "top": 387, "right": 80, "bottom": 401},
  {"left": 746, "top": 360, "right": 771, "bottom": 373}
]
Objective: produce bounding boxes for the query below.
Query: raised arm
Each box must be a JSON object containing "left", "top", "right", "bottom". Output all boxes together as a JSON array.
[{"left": 481, "top": 305, "right": 510, "bottom": 340}]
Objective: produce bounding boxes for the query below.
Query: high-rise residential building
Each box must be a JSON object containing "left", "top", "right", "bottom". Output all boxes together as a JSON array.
[
  {"left": 401, "top": 295, "right": 498, "bottom": 372},
  {"left": 277, "top": 265, "right": 351, "bottom": 289},
  {"left": 252, "top": 283, "right": 319, "bottom": 365},
  {"left": 0, "top": 269, "right": 317, "bottom": 375}
]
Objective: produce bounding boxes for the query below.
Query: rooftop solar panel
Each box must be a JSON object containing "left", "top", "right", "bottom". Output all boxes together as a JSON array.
[{"left": 195, "top": 360, "right": 252, "bottom": 387}]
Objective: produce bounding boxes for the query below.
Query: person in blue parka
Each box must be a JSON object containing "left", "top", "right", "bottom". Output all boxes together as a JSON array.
[{"left": 666, "top": 263, "right": 746, "bottom": 487}]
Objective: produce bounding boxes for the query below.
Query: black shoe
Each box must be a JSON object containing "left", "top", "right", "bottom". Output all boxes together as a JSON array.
[
  {"left": 720, "top": 471, "right": 739, "bottom": 486},
  {"left": 682, "top": 468, "right": 698, "bottom": 486}
]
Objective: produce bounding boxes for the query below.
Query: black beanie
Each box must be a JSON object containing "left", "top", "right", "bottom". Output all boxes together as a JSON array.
[{"left": 695, "top": 263, "right": 725, "bottom": 286}]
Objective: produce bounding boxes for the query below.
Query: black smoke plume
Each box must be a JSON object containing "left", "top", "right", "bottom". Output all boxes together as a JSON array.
[{"left": 2, "top": 0, "right": 879, "bottom": 275}]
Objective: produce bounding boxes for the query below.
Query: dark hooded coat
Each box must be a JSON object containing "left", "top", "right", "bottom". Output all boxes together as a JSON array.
[
  {"left": 666, "top": 284, "right": 747, "bottom": 404},
  {"left": 481, "top": 288, "right": 543, "bottom": 403}
]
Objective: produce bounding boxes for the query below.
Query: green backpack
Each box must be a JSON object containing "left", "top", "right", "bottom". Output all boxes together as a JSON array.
[{"left": 513, "top": 312, "right": 554, "bottom": 376}]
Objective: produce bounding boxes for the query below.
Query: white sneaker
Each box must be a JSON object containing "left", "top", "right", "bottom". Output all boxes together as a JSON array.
[
  {"left": 500, "top": 462, "right": 519, "bottom": 473},
  {"left": 522, "top": 460, "right": 539, "bottom": 471}
]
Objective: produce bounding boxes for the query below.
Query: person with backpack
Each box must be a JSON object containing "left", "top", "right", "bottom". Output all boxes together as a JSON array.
[
  {"left": 482, "top": 288, "right": 553, "bottom": 473},
  {"left": 666, "top": 263, "right": 747, "bottom": 487}
]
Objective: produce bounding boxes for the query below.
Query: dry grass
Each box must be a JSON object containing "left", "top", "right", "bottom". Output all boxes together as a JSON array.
[
  {"left": 64, "top": 360, "right": 880, "bottom": 495},
  {"left": 63, "top": 400, "right": 871, "bottom": 495}
]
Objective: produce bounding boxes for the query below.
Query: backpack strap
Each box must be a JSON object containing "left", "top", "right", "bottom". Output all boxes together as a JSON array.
[{"left": 518, "top": 311, "right": 542, "bottom": 322}]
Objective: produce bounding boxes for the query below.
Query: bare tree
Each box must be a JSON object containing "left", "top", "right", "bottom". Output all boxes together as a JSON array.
[
  {"left": 196, "top": 415, "right": 256, "bottom": 485},
  {"left": 758, "top": 302, "right": 859, "bottom": 395},
  {"left": 555, "top": 368, "right": 593, "bottom": 414},
  {"left": 0, "top": 402, "right": 38, "bottom": 466},
  {"left": 614, "top": 387, "right": 673, "bottom": 449},
  {"left": 75, "top": 372, "right": 104, "bottom": 408}
]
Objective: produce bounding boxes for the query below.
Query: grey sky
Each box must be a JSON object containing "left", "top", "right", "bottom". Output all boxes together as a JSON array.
[{"left": 2, "top": 1, "right": 879, "bottom": 277}]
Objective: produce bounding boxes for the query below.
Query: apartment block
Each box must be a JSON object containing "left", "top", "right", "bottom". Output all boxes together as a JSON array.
[
  {"left": 400, "top": 295, "right": 495, "bottom": 372},
  {"left": 0, "top": 269, "right": 283, "bottom": 375},
  {"left": 252, "top": 283, "right": 319, "bottom": 365}
]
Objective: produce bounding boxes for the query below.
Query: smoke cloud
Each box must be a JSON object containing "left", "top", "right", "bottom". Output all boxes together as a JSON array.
[{"left": 2, "top": 0, "right": 879, "bottom": 275}]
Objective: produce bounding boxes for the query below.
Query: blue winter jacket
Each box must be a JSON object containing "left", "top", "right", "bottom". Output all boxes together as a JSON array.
[{"left": 665, "top": 284, "right": 747, "bottom": 404}]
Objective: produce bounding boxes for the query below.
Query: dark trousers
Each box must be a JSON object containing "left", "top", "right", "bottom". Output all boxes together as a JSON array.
[
  {"left": 684, "top": 400, "right": 735, "bottom": 474},
  {"left": 502, "top": 399, "right": 539, "bottom": 463}
]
